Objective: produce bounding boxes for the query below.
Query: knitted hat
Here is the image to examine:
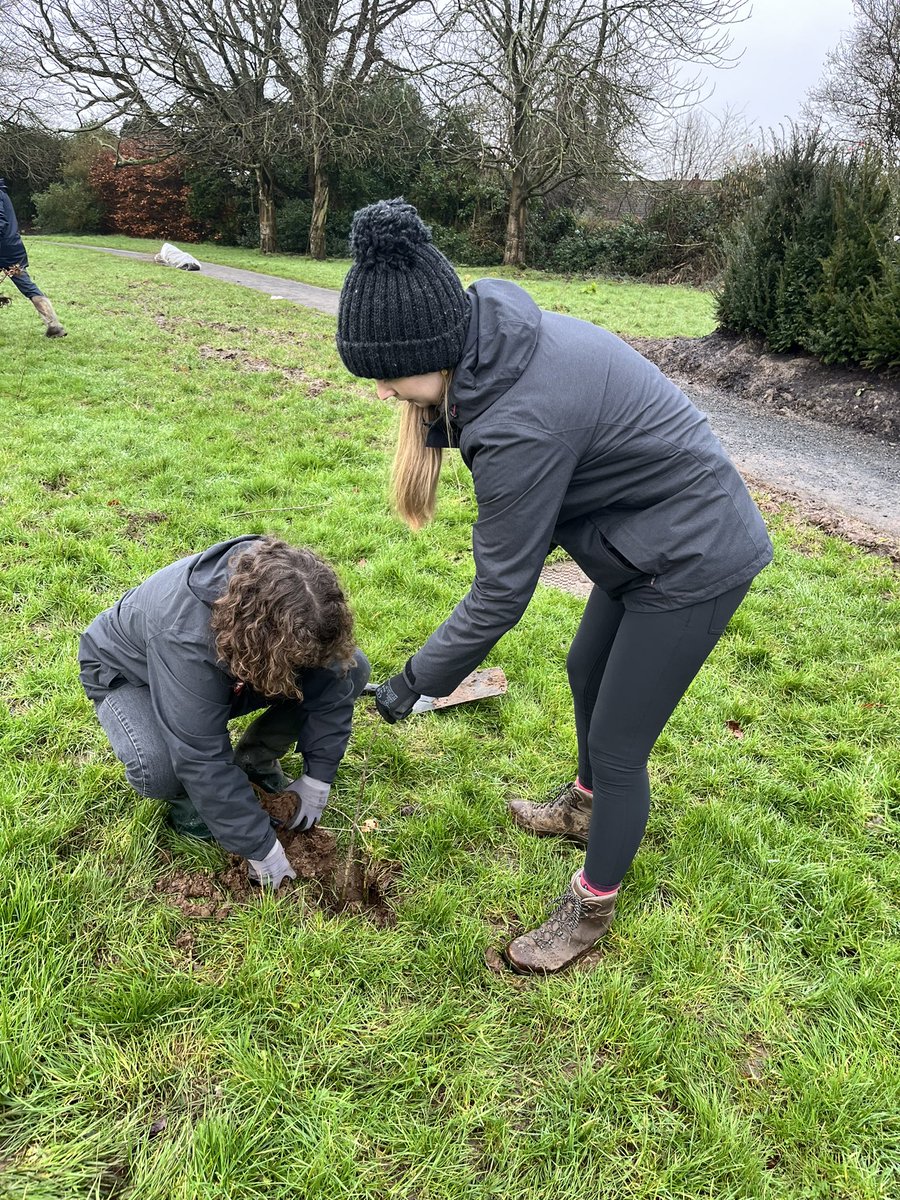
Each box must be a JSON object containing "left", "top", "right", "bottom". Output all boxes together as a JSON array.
[{"left": 336, "top": 198, "right": 469, "bottom": 379}]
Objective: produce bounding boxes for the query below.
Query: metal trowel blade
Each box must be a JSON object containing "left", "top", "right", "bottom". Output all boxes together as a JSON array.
[
  {"left": 363, "top": 668, "right": 508, "bottom": 712},
  {"left": 430, "top": 667, "right": 508, "bottom": 710}
]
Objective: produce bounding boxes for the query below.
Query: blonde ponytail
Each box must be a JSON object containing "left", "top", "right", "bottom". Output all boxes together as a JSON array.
[{"left": 391, "top": 374, "right": 451, "bottom": 530}]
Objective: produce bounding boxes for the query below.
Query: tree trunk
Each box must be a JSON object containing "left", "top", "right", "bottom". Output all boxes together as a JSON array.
[
  {"left": 503, "top": 175, "right": 528, "bottom": 266},
  {"left": 309, "top": 149, "right": 329, "bottom": 260},
  {"left": 256, "top": 164, "right": 277, "bottom": 254}
]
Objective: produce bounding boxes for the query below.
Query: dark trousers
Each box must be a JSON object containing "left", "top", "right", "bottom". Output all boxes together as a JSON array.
[{"left": 567, "top": 582, "right": 751, "bottom": 888}]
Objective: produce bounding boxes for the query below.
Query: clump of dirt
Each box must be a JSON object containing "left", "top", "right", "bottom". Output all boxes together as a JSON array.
[
  {"left": 628, "top": 331, "right": 900, "bottom": 443},
  {"left": 154, "top": 787, "right": 396, "bottom": 926}
]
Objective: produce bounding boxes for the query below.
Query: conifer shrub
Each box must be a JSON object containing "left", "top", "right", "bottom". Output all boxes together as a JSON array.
[{"left": 718, "top": 134, "right": 899, "bottom": 371}]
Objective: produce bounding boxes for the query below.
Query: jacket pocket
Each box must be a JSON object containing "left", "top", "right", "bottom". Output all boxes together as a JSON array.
[{"left": 553, "top": 517, "right": 649, "bottom": 598}]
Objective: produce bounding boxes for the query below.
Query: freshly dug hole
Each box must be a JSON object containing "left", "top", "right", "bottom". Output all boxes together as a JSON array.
[{"left": 154, "top": 788, "right": 396, "bottom": 926}]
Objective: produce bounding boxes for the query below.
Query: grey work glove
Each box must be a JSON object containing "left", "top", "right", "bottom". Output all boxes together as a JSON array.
[
  {"left": 286, "top": 775, "right": 331, "bottom": 832},
  {"left": 247, "top": 838, "right": 296, "bottom": 889}
]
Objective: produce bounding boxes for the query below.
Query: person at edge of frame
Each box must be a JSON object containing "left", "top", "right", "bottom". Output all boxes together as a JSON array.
[
  {"left": 78, "top": 535, "right": 370, "bottom": 887},
  {"left": 335, "top": 197, "right": 773, "bottom": 975},
  {"left": 0, "top": 178, "right": 67, "bottom": 337}
]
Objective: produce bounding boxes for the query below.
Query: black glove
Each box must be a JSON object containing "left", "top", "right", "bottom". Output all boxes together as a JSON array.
[{"left": 375, "top": 662, "right": 420, "bottom": 724}]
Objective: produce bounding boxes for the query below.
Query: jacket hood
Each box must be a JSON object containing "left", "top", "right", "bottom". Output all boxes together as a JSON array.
[
  {"left": 449, "top": 279, "right": 541, "bottom": 423},
  {"left": 187, "top": 535, "right": 262, "bottom": 605}
]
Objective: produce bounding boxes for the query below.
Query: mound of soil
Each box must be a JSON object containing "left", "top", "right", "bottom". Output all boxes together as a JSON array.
[
  {"left": 153, "top": 788, "right": 396, "bottom": 927},
  {"left": 629, "top": 331, "right": 900, "bottom": 443}
]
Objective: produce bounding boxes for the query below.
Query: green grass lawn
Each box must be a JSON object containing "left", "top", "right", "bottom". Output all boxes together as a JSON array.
[
  {"left": 39, "top": 234, "right": 717, "bottom": 339},
  {"left": 1, "top": 246, "right": 898, "bottom": 1200}
]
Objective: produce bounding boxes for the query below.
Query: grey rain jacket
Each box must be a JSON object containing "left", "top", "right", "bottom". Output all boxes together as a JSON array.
[
  {"left": 79, "top": 536, "right": 354, "bottom": 859},
  {"left": 408, "top": 279, "right": 773, "bottom": 699}
]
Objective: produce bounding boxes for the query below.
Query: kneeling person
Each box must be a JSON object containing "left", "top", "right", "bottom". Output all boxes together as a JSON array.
[{"left": 79, "top": 535, "right": 370, "bottom": 887}]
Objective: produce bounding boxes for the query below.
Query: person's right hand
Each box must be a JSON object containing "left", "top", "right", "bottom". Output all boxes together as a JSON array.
[
  {"left": 247, "top": 839, "right": 296, "bottom": 889},
  {"left": 375, "top": 663, "right": 421, "bottom": 724}
]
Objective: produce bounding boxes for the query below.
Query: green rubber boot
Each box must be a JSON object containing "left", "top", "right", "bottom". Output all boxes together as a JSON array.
[{"left": 166, "top": 792, "right": 215, "bottom": 841}]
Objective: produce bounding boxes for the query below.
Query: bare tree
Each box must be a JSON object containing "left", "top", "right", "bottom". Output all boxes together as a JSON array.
[
  {"left": 14, "top": 0, "right": 294, "bottom": 251},
  {"left": 13, "top": 0, "right": 427, "bottom": 255},
  {"left": 807, "top": 0, "right": 900, "bottom": 160},
  {"left": 0, "top": 9, "right": 50, "bottom": 133},
  {"left": 275, "top": 0, "right": 424, "bottom": 258},
  {"left": 424, "top": 0, "right": 748, "bottom": 265},
  {"left": 646, "top": 104, "right": 755, "bottom": 182}
]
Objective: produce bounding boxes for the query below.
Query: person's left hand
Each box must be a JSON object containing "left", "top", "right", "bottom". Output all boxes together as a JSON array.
[{"left": 375, "top": 664, "right": 420, "bottom": 724}]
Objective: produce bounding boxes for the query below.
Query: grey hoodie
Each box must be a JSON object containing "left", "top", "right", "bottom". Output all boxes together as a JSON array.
[
  {"left": 79, "top": 536, "right": 354, "bottom": 858},
  {"left": 409, "top": 279, "right": 773, "bottom": 698}
]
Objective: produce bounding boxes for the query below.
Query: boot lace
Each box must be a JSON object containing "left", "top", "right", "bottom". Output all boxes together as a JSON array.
[
  {"left": 537, "top": 782, "right": 580, "bottom": 813},
  {"left": 526, "top": 889, "right": 587, "bottom": 949}
]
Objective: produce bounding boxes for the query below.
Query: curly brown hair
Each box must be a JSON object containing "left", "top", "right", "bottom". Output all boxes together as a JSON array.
[{"left": 210, "top": 537, "right": 355, "bottom": 699}]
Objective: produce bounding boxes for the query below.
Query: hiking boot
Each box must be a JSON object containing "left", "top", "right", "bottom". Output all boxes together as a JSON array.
[
  {"left": 31, "top": 296, "right": 67, "bottom": 338},
  {"left": 235, "top": 756, "right": 290, "bottom": 794},
  {"left": 508, "top": 781, "right": 592, "bottom": 845},
  {"left": 166, "top": 792, "right": 215, "bottom": 841},
  {"left": 504, "top": 871, "right": 616, "bottom": 974}
]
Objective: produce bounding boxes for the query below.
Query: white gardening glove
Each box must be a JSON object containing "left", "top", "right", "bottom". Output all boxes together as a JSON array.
[
  {"left": 286, "top": 775, "right": 331, "bottom": 831},
  {"left": 247, "top": 838, "right": 296, "bottom": 888}
]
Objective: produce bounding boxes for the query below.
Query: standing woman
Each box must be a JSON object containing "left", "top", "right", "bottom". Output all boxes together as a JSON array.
[{"left": 337, "top": 199, "right": 772, "bottom": 974}]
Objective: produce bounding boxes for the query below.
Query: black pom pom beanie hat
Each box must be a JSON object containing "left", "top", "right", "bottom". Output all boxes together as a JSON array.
[{"left": 336, "top": 198, "right": 470, "bottom": 380}]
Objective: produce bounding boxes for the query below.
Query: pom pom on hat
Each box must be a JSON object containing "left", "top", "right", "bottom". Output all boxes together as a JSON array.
[{"left": 349, "top": 197, "right": 432, "bottom": 269}]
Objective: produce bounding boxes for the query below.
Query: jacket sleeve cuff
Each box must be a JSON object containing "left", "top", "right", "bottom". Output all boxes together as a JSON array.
[{"left": 301, "top": 756, "right": 340, "bottom": 786}]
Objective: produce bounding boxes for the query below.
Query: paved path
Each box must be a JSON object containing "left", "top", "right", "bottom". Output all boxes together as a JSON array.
[
  {"left": 64, "top": 244, "right": 900, "bottom": 553},
  {"left": 68, "top": 245, "right": 340, "bottom": 315}
]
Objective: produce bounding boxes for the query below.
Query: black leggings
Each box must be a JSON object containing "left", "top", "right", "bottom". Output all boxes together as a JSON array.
[{"left": 567, "top": 581, "right": 751, "bottom": 888}]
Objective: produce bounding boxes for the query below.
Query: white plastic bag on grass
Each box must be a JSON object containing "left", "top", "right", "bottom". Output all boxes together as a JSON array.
[{"left": 155, "top": 242, "right": 201, "bottom": 271}]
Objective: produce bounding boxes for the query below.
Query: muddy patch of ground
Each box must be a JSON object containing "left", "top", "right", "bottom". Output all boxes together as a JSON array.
[
  {"left": 197, "top": 345, "right": 329, "bottom": 393},
  {"left": 154, "top": 788, "right": 397, "bottom": 926},
  {"left": 198, "top": 345, "right": 272, "bottom": 372},
  {"left": 123, "top": 510, "right": 167, "bottom": 540},
  {"left": 628, "top": 331, "right": 900, "bottom": 443}
]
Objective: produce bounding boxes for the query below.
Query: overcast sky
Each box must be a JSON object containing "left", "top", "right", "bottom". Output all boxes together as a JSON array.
[{"left": 701, "top": 0, "right": 856, "bottom": 132}]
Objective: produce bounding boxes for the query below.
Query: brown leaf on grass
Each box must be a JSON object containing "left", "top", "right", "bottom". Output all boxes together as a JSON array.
[{"left": 725, "top": 719, "right": 745, "bottom": 739}]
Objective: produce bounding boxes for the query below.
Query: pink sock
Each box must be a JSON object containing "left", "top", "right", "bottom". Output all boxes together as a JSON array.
[
  {"left": 580, "top": 870, "right": 619, "bottom": 897},
  {"left": 575, "top": 777, "right": 593, "bottom": 796}
]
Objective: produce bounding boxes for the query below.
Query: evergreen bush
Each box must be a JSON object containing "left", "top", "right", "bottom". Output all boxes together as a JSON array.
[{"left": 718, "top": 134, "right": 898, "bottom": 371}]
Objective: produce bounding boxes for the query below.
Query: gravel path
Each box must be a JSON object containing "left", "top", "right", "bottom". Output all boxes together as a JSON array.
[
  {"left": 65, "top": 245, "right": 900, "bottom": 557},
  {"left": 691, "top": 384, "right": 900, "bottom": 553}
]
